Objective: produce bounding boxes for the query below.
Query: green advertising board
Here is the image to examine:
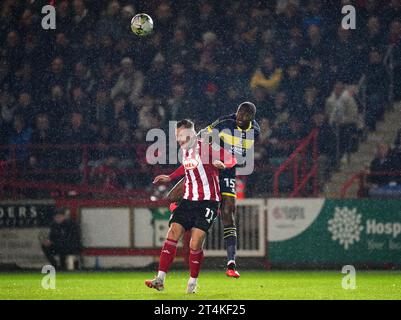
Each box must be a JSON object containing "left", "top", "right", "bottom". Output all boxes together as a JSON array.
[{"left": 268, "top": 199, "right": 401, "bottom": 265}]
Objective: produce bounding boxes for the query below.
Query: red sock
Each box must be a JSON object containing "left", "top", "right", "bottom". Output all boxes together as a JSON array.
[
  {"left": 158, "top": 238, "right": 178, "bottom": 273},
  {"left": 189, "top": 249, "right": 204, "bottom": 278}
]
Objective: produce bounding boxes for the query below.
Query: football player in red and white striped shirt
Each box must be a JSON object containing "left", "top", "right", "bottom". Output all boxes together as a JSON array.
[{"left": 145, "top": 119, "right": 236, "bottom": 294}]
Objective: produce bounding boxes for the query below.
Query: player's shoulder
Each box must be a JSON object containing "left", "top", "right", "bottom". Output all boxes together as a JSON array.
[{"left": 210, "top": 114, "right": 236, "bottom": 129}]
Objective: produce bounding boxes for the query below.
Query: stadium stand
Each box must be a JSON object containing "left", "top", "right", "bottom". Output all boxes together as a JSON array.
[{"left": 0, "top": 0, "right": 400, "bottom": 199}]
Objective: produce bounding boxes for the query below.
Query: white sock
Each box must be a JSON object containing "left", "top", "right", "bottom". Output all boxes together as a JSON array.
[
  {"left": 227, "top": 260, "right": 236, "bottom": 266},
  {"left": 157, "top": 271, "right": 166, "bottom": 282},
  {"left": 188, "top": 277, "right": 197, "bottom": 285}
]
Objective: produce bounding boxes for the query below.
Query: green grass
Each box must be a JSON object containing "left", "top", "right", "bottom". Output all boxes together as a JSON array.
[{"left": 1, "top": 271, "right": 401, "bottom": 300}]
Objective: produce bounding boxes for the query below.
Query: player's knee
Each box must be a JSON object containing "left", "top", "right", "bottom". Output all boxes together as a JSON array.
[
  {"left": 189, "top": 237, "right": 204, "bottom": 251},
  {"left": 167, "top": 225, "right": 182, "bottom": 241}
]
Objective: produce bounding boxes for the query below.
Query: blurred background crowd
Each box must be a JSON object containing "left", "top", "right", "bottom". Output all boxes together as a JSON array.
[{"left": 0, "top": 0, "right": 400, "bottom": 197}]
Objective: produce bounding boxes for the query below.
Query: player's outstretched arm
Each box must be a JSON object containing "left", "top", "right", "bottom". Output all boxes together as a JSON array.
[
  {"left": 153, "top": 175, "right": 171, "bottom": 184},
  {"left": 153, "top": 165, "right": 185, "bottom": 184},
  {"left": 167, "top": 177, "right": 184, "bottom": 202}
]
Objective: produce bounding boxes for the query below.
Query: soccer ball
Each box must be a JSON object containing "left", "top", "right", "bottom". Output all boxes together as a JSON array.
[{"left": 131, "top": 13, "right": 154, "bottom": 36}]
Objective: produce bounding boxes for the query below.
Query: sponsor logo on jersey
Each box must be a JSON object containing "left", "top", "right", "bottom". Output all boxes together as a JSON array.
[{"left": 183, "top": 158, "right": 199, "bottom": 170}]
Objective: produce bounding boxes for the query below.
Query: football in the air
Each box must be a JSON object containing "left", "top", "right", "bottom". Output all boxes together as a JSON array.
[{"left": 131, "top": 13, "right": 154, "bottom": 36}]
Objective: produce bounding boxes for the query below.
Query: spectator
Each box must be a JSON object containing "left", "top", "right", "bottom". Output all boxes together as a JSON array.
[
  {"left": 90, "top": 152, "right": 119, "bottom": 189},
  {"left": 247, "top": 117, "right": 274, "bottom": 196},
  {"left": 367, "top": 143, "right": 396, "bottom": 186},
  {"left": 96, "top": 62, "right": 117, "bottom": 92},
  {"left": 330, "top": 26, "right": 362, "bottom": 84},
  {"left": 305, "top": 57, "right": 331, "bottom": 99},
  {"left": 301, "top": 24, "right": 328, "bottom": 65},
  {"left": 382, "top": 0, "right": 401, "bottom": 27},
  {"left": 389, "top": 20, "right": 401, "bottom": 101},
  {"left": 42, "top": 85, "right": 70, "bottom": 125},
  {"left": 8, "top": 114, "right": 33, "bottom": 166},
  {"left": 224, "top": 58, "right": 251, "bottom": 100},
  {"left": 278, "top": 26, "right": 304, "bottom": 66},
  {"left": 111, "top": 117, "right": 135, "bottom": 185},
  {"left": 280, "top": 63, "right": 305, "bottom": 110},
  {"left": 52, "top": 33, "right": 73, "bottom": 67},
  {"left": 111, "top": 57, "right": 144, "bottom": 106},
  {"left": 69, "top": 86, "right": 94, "bottom": 123},
  {"left": 63, "top": 111, "right": 91, "bottom": 145},
  {"left": 0, "top": 89, "right": 17, "bottom": 126},
  {"left": 2, "top": 31, "right": 23, "bottom": 72},
  {"left": 250, "top": 54, "right": 283, "bottom": 95},
  {"left": 43, "top": 57, "right": 68, "bottom": 90},
  {"left": 0, "top": 60, "right": 11, "bottom": 91},
  {"left": 325, "top": 81, "right": 360, "bottom": 163},
  {"left": 271, "top": 91, "right": 290, "bottom": 128},
  {"left": 105, "top": 94, "right": 133, "bottom": 129},
  {"left": 137, "top": 95, "right": 165, "bottom": 130},
  {"left": 144, "top": 53, "right": 169, "bottom": 100},
  {"left": 78, "top": 32, "right": 98, "bottom": 69},
  {"left": 167, "top": 29, "right": 193, "bottom": 65},
  {"left": 309, "top": 112, "right": 337, "bottom": 181},
  {"left": 196, "top": 82, "right": 221, "bottom": 126},
  {"left": 270, "top": 116, "right": 307, "bottom": 157},
  {"left": 11, "top": 63, "right": 34, "bottom": 96},
  {"left": 170, "top": 61, "right": 190, "bottom": 88},
  {"left": 95, "top": 0, "right": 122, "bottom": 41},
  {"left": 294, "top": 86, "right": 321, "bottom": 125},
  {"left": 364, "top": 49, "right": 389, "bottom": 131},
  {"left": 67, "top": 61, "right": 95, "bottom": 96},
  {"left": 252, "top": 87, "right": 273, "bottom": 120},
  {"left": 70, "top": 0, "right": 95, "bottom": 45},
  {"left": 97, "top": 35, "right": 117, "bottom": 66},
  {"left": 166, "top": 84, "right": 191, "bottom": 122},
  {"left": 55, "top": 0, "right": 72, "bottom": 34},
  {"left": 61, "top": 112, "right": 92, "bottom": 179},
  {"left": 363, "top": 16, "right": 386, "bottom": 54},
  {"left": 93, "top": 89, "right": 111, "bottom": 123},
  {"left": 30, "top": 113, "right": 54, "bottom": 170},
  {"left": 41, "top": 208, "right": 81, "bottom": 271},
  {"left": 15, "top": 91, "right": 37, "bottom": 127}
]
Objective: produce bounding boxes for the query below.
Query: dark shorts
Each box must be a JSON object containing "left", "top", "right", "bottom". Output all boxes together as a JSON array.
[
  {"left": 219, "top": 167, "right": 236, "bottom": 198},
  {"left": 169, "top": 199, "right": 219, "bottom": 232}
]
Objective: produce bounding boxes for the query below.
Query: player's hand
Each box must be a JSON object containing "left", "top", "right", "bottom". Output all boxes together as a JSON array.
[
  {"left": 213, "top": 160, "right": 226, "bottom": 170},
  {"left": 153, "top": 175, "right": 171, "bottom": 184}
]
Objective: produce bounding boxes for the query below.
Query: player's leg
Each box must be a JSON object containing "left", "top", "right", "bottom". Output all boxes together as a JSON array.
[
  {"left": 187, "top": 201, "right": 219, "bottom": 293},
  {"left": 219, "top": 169, "right": 240, "bottom": 277},
  {"left": 146, "top": 201, "right": 190, "bottom": 291},
  {"left": 220, "top": 195, "right": 240, "bottom": 277},
  {"left": 187, "top": 228, "right": 207, "bottom": 293},
  {"left": 145, "top": 222, "right": 185, "bottom": 291},
  {"left": 167, "top": 177, "right": 184, "bottom": 203},
  {"left": 41, "top": 244, "right": 58, "bottom": 268}
]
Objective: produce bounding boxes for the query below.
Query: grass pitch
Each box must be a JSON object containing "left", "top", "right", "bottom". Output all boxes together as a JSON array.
[{"left": 1, "top": 271, "right": 401, "bottom": 300}]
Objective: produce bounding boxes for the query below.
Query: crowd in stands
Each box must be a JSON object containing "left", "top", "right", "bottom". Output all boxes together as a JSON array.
[
  {"left": 1, "top": 0, "right": 400, "bottom": 196},
  {"left": 366, "top": 139, "right": 401, "bottom": 194}
]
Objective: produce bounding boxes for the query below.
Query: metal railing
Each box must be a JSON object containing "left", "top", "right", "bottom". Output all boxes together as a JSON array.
[
  {"left": 341, "top": 171, "right": 401, "bottom": 198},
  {"left": 273, "top": 129, "right": 319, "bottom": 197}
]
